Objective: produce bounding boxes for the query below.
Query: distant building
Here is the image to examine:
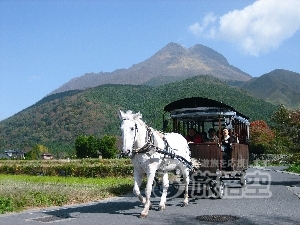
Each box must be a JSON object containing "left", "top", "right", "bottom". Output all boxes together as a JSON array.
[
  {"left": 40, "top": 153, "right": 54, "bottom": 160},
  {"left": 3, "top": 149, "right": 25, "bottom": 159},
  {"left": 0, "top": 153, "right": 10, "bottom": 159}
]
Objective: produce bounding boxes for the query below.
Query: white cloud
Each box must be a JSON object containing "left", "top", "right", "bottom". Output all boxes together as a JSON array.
[
  {"left": 188, "top": 12, "right": 217, "bottom": 37},
  {"left": 189, "top": 0, "right": 300, "bottom": 56}
]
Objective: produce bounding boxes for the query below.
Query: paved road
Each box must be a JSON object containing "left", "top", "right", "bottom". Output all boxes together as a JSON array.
[{"left": 1, "top": 167, "right": 300, "bottom": 225}]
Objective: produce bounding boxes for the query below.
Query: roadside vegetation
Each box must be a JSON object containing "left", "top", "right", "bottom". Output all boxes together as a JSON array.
[
  {"left": 0, "top": 158, "right": 134, "bottom": 214},
  {"left": 286, "top": 164, "right": 300, "bottom": 173},
  {"left": 0, "top": 173, "right": 133, "bottom": 214},
  {"left": 249, "top": 105, "right": 300, "bottom": 170}
]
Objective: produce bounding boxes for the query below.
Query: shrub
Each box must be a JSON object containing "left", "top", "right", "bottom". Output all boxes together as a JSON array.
[
  {"left": 0, "top": 159, "right": 133, "bottom": 178},
  {"left": 0, "top": 196, "right": 14, "bottom": 214}
]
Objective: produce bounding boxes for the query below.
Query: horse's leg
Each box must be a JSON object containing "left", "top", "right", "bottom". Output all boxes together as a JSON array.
[
  {"left": 182, "top": 168, "right": 190, "bottom": 207},
  {"left": 133, "top": 170, "right": 146, "bottom": 205},
  {"left": 158, "top": 172, "right": 169, "bottom": 211},
  {"left": 140, "top": 172, "right": 155, "bottom": 218}
]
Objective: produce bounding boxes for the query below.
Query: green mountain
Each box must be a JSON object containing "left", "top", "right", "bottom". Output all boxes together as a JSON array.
[
  {"left": 0, "top": 76, "right": 277, "bottom": 156},
  {"left": 240, "top": 69, "right": 300, "bottom": 109}
]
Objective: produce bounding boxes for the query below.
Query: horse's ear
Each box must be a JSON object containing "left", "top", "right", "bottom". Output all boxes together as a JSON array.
[
  {"left": 119, "top": 110, "right": 125, "bottom": 120},
  {"left": 136, "top": 111, "right": 142, "bottom": 119}
]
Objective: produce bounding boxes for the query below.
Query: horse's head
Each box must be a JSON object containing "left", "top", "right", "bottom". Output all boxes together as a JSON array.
[{"left": 119, "top": 110, "right": 146, "bottom": 157}]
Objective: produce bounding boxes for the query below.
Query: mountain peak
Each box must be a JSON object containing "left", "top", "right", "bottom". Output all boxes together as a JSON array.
[
  {"left": 162, "top": 42, "right": 186, "bottom": 51},
  {"left": 189, "top": 44, "right": 228, "bottom": 64},
  {"left": 267, "top": 69, "right": 300, "bottom": 76},
  {"left": 241, "top": 69, "right": 300, "bottom": 109},
  {"left": 49, "top": 42, "right": 252, "bottom": 95},
  {"left": 153, "top": 42, "right": 187, "bottom": 58}
]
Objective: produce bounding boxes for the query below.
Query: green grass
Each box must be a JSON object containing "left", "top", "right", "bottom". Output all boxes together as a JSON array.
[
  {"left": 287, "top": 163, "right": 300, "bottom": 174},
  {"left": 0, "top": 174, "right": 134, "bottom": 214}
]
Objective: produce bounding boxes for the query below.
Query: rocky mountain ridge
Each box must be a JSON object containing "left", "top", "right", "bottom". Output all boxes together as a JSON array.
[{"left": 49, "top": 42, "right": 252, "bottom": 95}]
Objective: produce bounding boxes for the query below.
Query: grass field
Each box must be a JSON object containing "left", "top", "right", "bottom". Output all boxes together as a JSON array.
[{"left": 0, "top": 174, "right": 134, "bottom": 214}]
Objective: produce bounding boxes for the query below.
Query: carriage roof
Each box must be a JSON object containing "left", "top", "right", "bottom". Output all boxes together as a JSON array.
[{"left": 164, "top": 97, "right": 249, "bottom": 124}]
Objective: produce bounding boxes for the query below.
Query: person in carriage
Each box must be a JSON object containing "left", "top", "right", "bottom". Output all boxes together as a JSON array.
[
  {"left": 221, "top": 127, "right": 231, "bottom": 154},
  {"left": 185, "top": 128, "right": 203, "bottom": 143},
  {"left": 205, "top": 128, "right": 219, "bottom": 142}
]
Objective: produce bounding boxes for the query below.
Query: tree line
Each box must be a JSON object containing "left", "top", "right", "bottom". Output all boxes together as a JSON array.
[
  {"left": 250, "top": 104, "right": 300, "bottom": 155},
  {"left": 14, "top": 104, "right": 300, "bottom": 160}
]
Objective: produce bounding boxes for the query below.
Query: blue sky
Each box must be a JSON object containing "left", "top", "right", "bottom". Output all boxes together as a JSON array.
[{"left": 1, "top": 0, "right": 300, "bottom": 121}]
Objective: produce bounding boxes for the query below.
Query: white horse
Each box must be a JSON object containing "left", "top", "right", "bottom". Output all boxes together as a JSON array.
[{"left": 119, "top": 110, "right": 191, "bottom": 218}]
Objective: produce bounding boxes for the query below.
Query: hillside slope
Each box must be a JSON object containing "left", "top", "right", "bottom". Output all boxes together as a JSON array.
[
  {"left": 0, "top": 76, "right": 276, "bottom": 155},
  {"left": 241, "top": 69, "right": 300, "bottom": 109}
]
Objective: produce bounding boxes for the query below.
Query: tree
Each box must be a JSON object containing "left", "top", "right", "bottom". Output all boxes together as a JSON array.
[
  {"left": 271, "top": 104, "right": 291, "bottom": 136},
  {"left": 249, "top": 120, "right": 275, "bottom": 154},
  {"left": 270, "top": 105, "right": 299, "bottom": 153},
  {"left": 288, "top": 109, "right": 300, "bottom": 152},
  {"left": 26, "top": 144, "right": 49, "bottom": 160},
  {"left": 99, "top": 135, "right": 118, "bottom": 159},
  {"left": 75, "top": 135, "right": 100, "bottom": 158},
  {"left": 75, "top": 135, "right": 87, "bottom": 158},
  {"left": 75, "top": 134, "right": 118, "bottom": 159}
]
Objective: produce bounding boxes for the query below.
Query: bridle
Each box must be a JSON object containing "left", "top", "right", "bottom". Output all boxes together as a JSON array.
[
  {"left": 131, "top": 122, "right": 154, "bottom": 155},
  {"left": 123, "top": 118, "right": 155, "bottom": 156}
]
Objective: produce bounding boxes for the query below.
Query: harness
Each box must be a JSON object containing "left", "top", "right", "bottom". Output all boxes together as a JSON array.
[
  {"left": 131, "top": 123, "right": 194, "bottom": 171},
  {"left": 131, "top": 125, "right": 154, "bottom": 154}
]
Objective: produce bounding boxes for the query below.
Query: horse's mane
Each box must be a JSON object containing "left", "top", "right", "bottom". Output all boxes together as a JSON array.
[
  {"left": 125, "top": 111, "right": 164, "bottom": 133},
  {"left": 155, "top": 130, "right": 165, "bottom": 139},
  {"left": 123, "top": 110, "right": 165, "bottom": 139}
]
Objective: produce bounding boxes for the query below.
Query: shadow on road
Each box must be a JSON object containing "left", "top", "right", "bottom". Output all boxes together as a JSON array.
[{"left": 43, "top": 194, "right": 185, "bottom": 219}]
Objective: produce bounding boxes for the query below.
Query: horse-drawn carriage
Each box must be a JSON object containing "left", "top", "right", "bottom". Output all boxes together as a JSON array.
[
  {"left": 163, "top": 97, "right": 250, "bottom": 198},
  {"left": 119, "top": 97, "right": 250, "bottom": 217}
]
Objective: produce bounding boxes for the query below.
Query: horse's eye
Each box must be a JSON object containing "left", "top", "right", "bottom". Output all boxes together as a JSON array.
[{"left": 131, "top": 127, "right": 134, "bottom": 131}]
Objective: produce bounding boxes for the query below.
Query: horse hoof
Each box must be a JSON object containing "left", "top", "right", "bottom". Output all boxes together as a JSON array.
[
  {"left": 149, "top": 203, "right": 153, "bottom": 210},
  {"left": 139, "top": 213, "right": 148, "bottom": 218},
  {"left": 158, "top": 205, "right": 165, "bottom": 211},
  {"left": 181, "top": 203, "right": 188, "bottom": 207}
]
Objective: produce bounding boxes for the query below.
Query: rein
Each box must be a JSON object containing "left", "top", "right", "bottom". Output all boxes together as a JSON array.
[{"left": 132, "top": 124, "right": 155, "bottom": 154}]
